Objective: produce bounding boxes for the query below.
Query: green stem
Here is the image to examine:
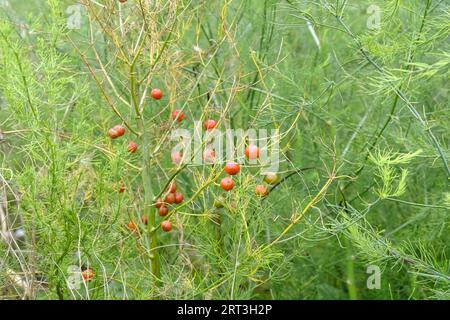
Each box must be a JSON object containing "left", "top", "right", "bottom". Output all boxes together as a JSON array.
[
  {"left": 339, "top": 188, "right": 358, "bottom": 299},
  {"left": 130, "top": 59, "right": 160, "bottom": 284},
  {"left": 344, "top": 237, "right": 358, "bottom": 300},
  {"left": 141, "top": 141, "right": 160, "bottom": 280}
]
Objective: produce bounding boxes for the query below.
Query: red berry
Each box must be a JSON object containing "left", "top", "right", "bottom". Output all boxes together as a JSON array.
[
  {"left": 161, "top": 220, "right": 172, "bottom": 232},
  {"left": 115, "top": 125, "right": 125, "bottom": 136},
  {"left": 255, "top": 184, "right": 268, "bottom": 197},
  {"left": 155, "top": 198, "right": 164, "bottom": 209},
  {"left": 151, "top": 88, "right": 163, "bottom": 100},
  {"left": 203, "top": 119, "right": 217, "bottom": 131},
  {"left": 174, "top": 192, "right": 184, "bottom": 204},
  {"left": 167, "top": 181, "right": 177, "bottom": 193},
  {"left": 114, "top": 125, "right": 125, "bottom": 136},
  {"left": 119, "top": 0, "right": 127, "bottom": 3},
  {"left": 82, "top": 268, "right": 95, "bottom": 282},
  {"left": 224, "top": 161, "right": 240, "bottom": 175},
  {"left": 171, "top": 110, "right": 185, "bottom": 122},
  {"left": 245, "top": 145, "right": 260, "bottom": 160},
  {"left": 108, "top": 128, "right": 119, "bottom": 139},
  {"left": 141, "top": 215, "right": 148, "bottom": 225},
  {"left": 220, "top": 177, "right": 234, "bottom": 191},
  {"left": 158, "top": 206, "right": 169, "bottom": 217},
  {"left": 108, "top": 125, "right": 125, "bottom": 139},
  {"left": 127, "top": 141, "right": 138, "bottom": 153},
  {"left": 165, "top": 193, "right": 175, "bottom": 204}
]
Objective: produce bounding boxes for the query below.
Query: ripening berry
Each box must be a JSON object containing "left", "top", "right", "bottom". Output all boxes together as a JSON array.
[
  {"left": 174, "top": 192, "right": 184, "bottom": 204},
  {"left": 264, "top": 172, "right": 279, "bottom": 185},
  {"left": 127, "top": 141, "right": 138, "bottom": 153},
  {"left": 116, "top": 180, "right": 125, "bottom": 193},
  {"left": 82, "top": 268, "right": 95, "bottom": 282},
  {"left": 213, "top": 196, "right": 225, "bottom": 208},
  {"left": 127, "top": 221, "right": 137, "bottom": 232},
  {"left": 203, "top": 119, "right": 217, "bottom": 131},
  {"left": 255, "top": 184, "right": 268, "bottom": 197},
  {"left": 108, "top": 125, "right": 125, "bottom": 139},
  {"left": 245, "top": 145, "right": 260, "bottom": 160},
  {"left": 151, "top": 88, "right": 163, "bottom": 100},
  {"left": 119, "top": 0, "right": 127, "bottom": 3},
  {"left": 165, "top": 193, "right": 175, "bottom": 204},
  {"left": 171, "top": 110, "right": 185, "bottom": 122},
  {"left": 171, "top": 151, "right": 183, "bottom": 165},
  {"left": 220, "top": 177, "right": 234, "bottom": 191},
  {"left": 158, "top": 206, "right": 169, "bottom": 217},
  {"left": 161, "top": 220, "right": 172, "bottom": 232},
  {"left": 141, "top": 215, "right": 148, "bottom": 225},
  {"left": 224, "top": 161, "right": 240, "bottom": 175}
]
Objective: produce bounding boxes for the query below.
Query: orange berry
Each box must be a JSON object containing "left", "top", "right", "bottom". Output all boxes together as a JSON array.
[
  {"left": 255, "top": 184, "right": 268, "bottom": 197},
  {"left": 81, "top": 268, "right": 95, "bottom": 282},
  {"left": 155, "top": 198, "right": 164, "bottom": 209},
  {"left": 151, "top": 88, "right": 163, "bottom": 100},
  {"left": 203, "top": 119, "right": 217, "bottom": 131},
  {"left": 161, "top": 220, "right": 172, "bottom": 232},
  {"left": 127, "top": 221, "right": 138, "bottom": 232},
  {"left": 167, "top": 181, "right": 177, "bottom": 193},
  {"left": 245, "top": 145, "right": 260, "bottom": 160},
  {"left": 127, "top": 141, "right": 138, "bottom": 153},
  {"left": 165, "top": 193, "right": 175, "bottom": 204},
  {"left": 158, "top": 206, "right": 169, "bottom": 217},
  {"left": 171, "top": 110, "right": 185, "bottom": 122},
  {"left": 174, "top": 192, "right": 184, "bottom": 204},
  {"left": 224, "top": 162, "right": 240, "bottom": 175},
  {"left": 108, "top": 125, "right": 125, "bottom": 139},
  {"left": 220, "top": 177, "right": 234, "bottom": 191}
]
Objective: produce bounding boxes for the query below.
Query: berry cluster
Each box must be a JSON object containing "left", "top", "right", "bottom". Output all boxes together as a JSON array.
[
  {"left": 219, "top": 145, "right": 270, "bottom": 197},
  {"left": 103, "top": 85, "right": 280, "bottom": 283},
  {"left": 154, "top": 181, "right": 184, "bottom": 232},
  {"left": 106, "top": 89, "right": 176, "bottom": 236}
]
